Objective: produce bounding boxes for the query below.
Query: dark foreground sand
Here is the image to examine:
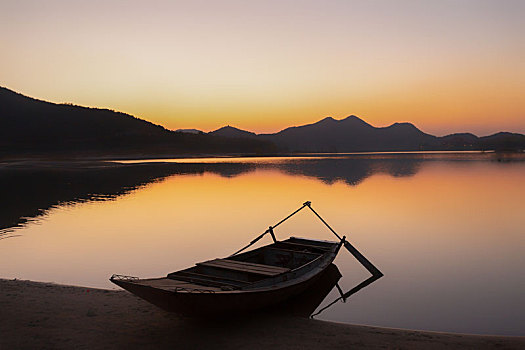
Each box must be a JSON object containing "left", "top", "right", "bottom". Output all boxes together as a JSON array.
[{"left": 1, "top": 279, "right": 523, "bottom": 350}]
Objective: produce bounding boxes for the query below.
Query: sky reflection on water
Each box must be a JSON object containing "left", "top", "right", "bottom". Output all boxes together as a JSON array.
[{"left": 0, "top": 153, "right": 524, "bottom": 335}]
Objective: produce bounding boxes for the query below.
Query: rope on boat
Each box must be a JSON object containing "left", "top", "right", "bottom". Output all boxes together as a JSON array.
[
  {"left": 229, "top": 201, "right": 311, "bottom": 257},
  {"left": 229, "top": 200, "right": 384, "bottom": 318}
]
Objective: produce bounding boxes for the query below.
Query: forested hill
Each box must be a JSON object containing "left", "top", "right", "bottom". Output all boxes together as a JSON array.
[{"left": 0, "top": 87, "right": 276, "bottom": 156}]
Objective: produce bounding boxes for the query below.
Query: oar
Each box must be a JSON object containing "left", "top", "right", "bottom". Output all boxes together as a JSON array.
[
  {"left": 311, "top": 273, "right": 382, "bottom": 318},
  {"left": 304, "top": 202, "right": 383, "bottom": 278},
  {"left": 304, "top": 201, "right": 383, "bottom": 318}
]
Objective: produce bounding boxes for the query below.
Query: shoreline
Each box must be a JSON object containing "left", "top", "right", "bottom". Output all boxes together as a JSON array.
[
  {"left": 2, "top": 278, "right": 523, "bottom": 349},
  {"left": 1, "top": 151, "right": 524, "bottom": 173},
  {"left": 2, "top": 149, "right": 524, "bottom": 161}
]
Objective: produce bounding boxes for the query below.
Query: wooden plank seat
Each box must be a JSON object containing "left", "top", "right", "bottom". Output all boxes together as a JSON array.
[
  {"left": 197, "top": 258, "right": 290, "bottom": 277},
  {"left": 266, "top": 246, "right": 322, "bottom": 257},
  {"left": 179, "top": 271, "right": 251, "bottom": 285},
  {"left": 276, "top": 241, "right": 332, "bottom": 252}
]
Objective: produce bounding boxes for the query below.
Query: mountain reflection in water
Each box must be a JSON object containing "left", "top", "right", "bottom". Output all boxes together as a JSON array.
[{"left": 0, "top": 157, "right": 423, "bottom": 235}]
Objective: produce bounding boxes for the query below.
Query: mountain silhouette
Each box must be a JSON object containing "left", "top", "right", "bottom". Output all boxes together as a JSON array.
[
  {"left": 0, "top": 87, "right": 168, "bottom": 150},
  {"left": 2, "top": 86, "right": 524, "bottom": 155},
  {"left": 478, "top": 132, "right": 525, "bottom": 151},
  {"left": 258, "top": 116, "right": 436, "bottom": 152},
  {"left": 0, "top": 87, "right": 276, "bottom": 156},
  {"left": 211, "top": 116, "right": 525, "bottom": 152},
  {"left": 209, "top": 125, "right": 257, "bottom": 138}
]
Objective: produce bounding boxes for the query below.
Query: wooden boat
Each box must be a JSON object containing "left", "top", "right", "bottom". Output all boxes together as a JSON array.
[
  {"left": 110, "top": 202, "right": 383, "bottom": 317},
  {"left": 111, "top": 237, "right": 343, "bottom": 317}
]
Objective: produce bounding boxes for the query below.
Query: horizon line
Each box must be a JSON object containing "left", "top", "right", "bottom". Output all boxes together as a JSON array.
[{"left": 2, "top": 85, "right": 523, "bottom": 138}]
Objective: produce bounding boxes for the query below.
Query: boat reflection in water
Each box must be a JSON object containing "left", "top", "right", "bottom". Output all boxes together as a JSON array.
[{"left": 273, "top": 263, "right": 342, "bottom": 318}]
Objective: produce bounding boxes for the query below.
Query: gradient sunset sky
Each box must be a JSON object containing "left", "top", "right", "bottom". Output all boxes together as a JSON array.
[{"left": 1, "top": 0, "right": 524, "bottom": 135}]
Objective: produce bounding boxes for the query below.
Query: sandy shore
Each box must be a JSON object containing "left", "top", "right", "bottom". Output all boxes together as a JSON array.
[{"left": 1, "top": 279, "right": 523, "bottom": 350}]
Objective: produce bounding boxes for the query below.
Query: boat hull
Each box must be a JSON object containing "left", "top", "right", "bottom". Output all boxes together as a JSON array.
[
  {"left": 112, "top": 263, "right": 341, "bottom": 317},
  {"left": 111, "top": 236, "right": 343, "bottom": 317}
]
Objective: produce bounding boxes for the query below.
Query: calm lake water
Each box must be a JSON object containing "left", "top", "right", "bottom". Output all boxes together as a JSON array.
[{"left": 1, "top": 153, "right": 524, "bottom": 335}]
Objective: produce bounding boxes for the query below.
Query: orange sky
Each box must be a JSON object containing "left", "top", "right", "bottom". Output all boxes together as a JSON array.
[{"left": 1, "top": 1, "right": 523, "bottom": 136}]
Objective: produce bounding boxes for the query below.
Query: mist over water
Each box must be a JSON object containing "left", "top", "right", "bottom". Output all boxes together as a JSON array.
[{"left": 0, "top": 153, "right": 524, "bottom": 335}]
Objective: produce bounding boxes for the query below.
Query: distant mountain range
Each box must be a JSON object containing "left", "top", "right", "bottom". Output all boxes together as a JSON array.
[
  {"left": 1, "top": 86, "right": 523, "bottom": 156},
  {"left": 209, "top": 116, "right": 525, "bottom": 152}
]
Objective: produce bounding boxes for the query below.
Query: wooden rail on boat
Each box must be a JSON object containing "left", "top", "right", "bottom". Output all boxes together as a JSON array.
[{"left": 197, "top": 259, "right": 291, "bottom": 277}]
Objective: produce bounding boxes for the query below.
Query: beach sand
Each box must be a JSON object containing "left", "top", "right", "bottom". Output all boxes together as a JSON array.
[{"left": 1, "top": 279, "right": 523, "bottom": 349}]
